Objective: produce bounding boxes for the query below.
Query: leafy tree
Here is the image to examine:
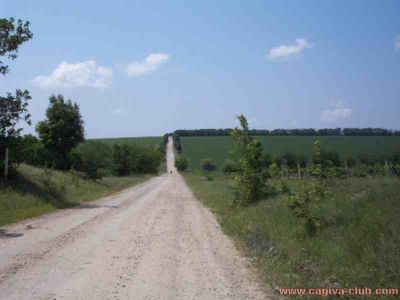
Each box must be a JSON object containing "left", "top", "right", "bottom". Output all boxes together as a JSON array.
[
  {"left": 0, "top": 18, "right": 33, "bottom": 182},
  {"left": 112, "top": 144, "right": 132, "bottom": 176},
  {"left": 70, "top": 142, "right": 112, "bottom": 179},
  {"left": 111, "top": 144, "right": 162, "bottom": 176},
  {"left": 0, "top": 18, "right": 33, "bottom": 75},
  {"left": 175, "top": 156, "right": 188, "bottom": 172},
  {"left": 134, "top": 146, "right": 162, "bottom": 174},
  {"left": 230, "top": 115, "right": 267, "bottom": 206},
  {"left": 200, "top": 158, "right": 216, "bottom": 173},
  {"left": 13, "top": 134, "right": 50, "bottom": 167},
  {"left": 172, "top": 133, "right": 182, "bottom": 153},
  {"left": 289, "top": 140, "right": 331, "bottom": 236},
  {"left": 36, "top": 94, "right": 85, "bottom": 170}
]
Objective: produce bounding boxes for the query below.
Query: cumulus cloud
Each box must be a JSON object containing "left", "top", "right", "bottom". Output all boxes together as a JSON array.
[
  {"left": 125, "top": 53, "right": 170, "bottom": 76},
  {"left": 266, "top": 38, "right": 313, "bottom": 60},
  {"left": 32, "top": 61, "right": 112, "bottom": 88},
  {"left": 320, "top": 101, "right": 352, "bottom": 122},
  {"left": 395, "top": 37, "right": 400, "bottom": 51}
]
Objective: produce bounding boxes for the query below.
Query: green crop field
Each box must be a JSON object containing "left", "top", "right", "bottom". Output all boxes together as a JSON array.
[
  {"left": 90, "top": 136, "right": 161, "bottom": 148},
  {"left": 180, "top": 136, "right": 400, "bottom": 170}
]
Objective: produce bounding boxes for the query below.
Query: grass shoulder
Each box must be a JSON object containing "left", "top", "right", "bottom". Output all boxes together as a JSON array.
[
  {"left": 0, "top": 164, "right": 154, "bottom": 227},
  {"left": 183, "top": 171, "right": 400, "bottom": 295}
]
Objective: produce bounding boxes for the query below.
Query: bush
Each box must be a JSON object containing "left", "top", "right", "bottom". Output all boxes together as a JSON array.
[
  {"left": 316, "top": 150, "right": 341, "bottom": 168},
  {"left": 221, "top": 159, "right": 238, "bottom": 174},
  {"left": 112, "top": 144, "right": 162, "bottom": 176},
  {"left": 200, "top": 158, "right": 216, "bottom": 173},
  {"left": 70, "top": 142, "right": 112, "bottom": 179},
  {"left": 175, "top": 157, "right": 188, "bottom": 171},
  {"left": 133, "top": 146, "right": 163, "bottom": 174},
  {"left": 268, "top": 163, "right": 280, "bottom": 177},
  {"left": 70, "top": 141, "right": 112, "bottom": 179}
]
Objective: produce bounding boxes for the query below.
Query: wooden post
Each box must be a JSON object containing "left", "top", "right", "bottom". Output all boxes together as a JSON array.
[
  {"left": 297, "top": 163, "right": 301, "bottom": 179},
  {"left": 385, "top": 160, "right": 390, "bottom": 176}
]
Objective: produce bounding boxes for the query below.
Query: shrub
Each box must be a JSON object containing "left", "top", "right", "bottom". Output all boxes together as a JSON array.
[
  {"left": 221, "top": 159, "right": 238, "bottom": 174},
  {"left": 268, "top": 163, "right": 280, "bottom": 177},
  {"left": 112, "top": 144, "right": 132, "bottom": 176},
  {"left": 111, "top": 144, "right": 162, "bottom": 176},
  {"left": 289, "top": 140, "right": 331, "bottom": 236},
  {"left": 70, "top": 141, "right": 112, "bottom": 179},
  {"left": 175, "top": 156, "right": 188, "bottom": 172},
  {"left": 230, "top": 115, "right": 268, "bottom": 206},
  {"left": 200, "top": 158, "right": 216, "bottom": 173},
  {"left": 133, "top": 146, "right": 163, "bottom": 174},
  {"left": 315, "top": 150, "right": 341, "bottom": 168}
]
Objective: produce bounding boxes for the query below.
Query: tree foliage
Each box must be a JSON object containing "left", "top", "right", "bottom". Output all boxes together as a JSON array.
[
  {"left": 36, "top": 94, "right": 85, "bottom": 170},
  {"left": 0, "top": 18, "right": 33, "bottom": 75},
  {"left": 230, "top": 115, "right": 267, "bottom": 206},
  {"left": 1, "top": 17, "right": 33, "bottom": 181},
  {"left": 70, "top": 142, "right": 112, "bottom": 179},
  {"left": 174, "top": 127, "right": 400, "bottom": 137},
  {"left": 0, "top": 90, "right": 31, "bottom": 140},
  {"left": 175, "top": 156, "right": 188, "bottom": 172},
  {"left": 289, "top": 140, "right": 331, "bottom": 236},
  {"left": 112, "top": 144, "right": 162, "bottom": 176}
]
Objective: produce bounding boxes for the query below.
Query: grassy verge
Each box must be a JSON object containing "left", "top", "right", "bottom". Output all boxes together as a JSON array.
[
  {"left": 183, "top": 172, "right": 400, "bottom": 297},
  {"left": 0, "top": 164, "right": 153, "bottom": 227}
]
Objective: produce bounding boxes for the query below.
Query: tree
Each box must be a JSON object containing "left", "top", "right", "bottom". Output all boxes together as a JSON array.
[
  {"left": 70, "top": 141, "right": 112, "bottom": 179},
  {"left": 230, "top": 115, "right": 267, "bottom": 205},
  {"left": 36, "top": 95, "right": 85, "bottom": 170},
  {"left": 1, "top": 18, "right": 33, "bottom": 183}
]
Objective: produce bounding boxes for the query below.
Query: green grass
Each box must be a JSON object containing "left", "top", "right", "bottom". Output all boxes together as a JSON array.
[
  {"left": 91, "top": 136, "right": 161, "bottom": 148},
  {"left": 183, "top": 172, "right": 400, "bottom": 298},
  {"left": 180, "top": 136, "right": 400, "bottom": 170},
  {"left": 0, "top": 164, "right": 153, "bottom": 227}
]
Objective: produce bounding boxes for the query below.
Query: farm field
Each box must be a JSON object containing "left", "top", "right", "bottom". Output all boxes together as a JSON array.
[
  {"left": 180, "top": 136, "right": 400, "bottom": 170},
  {"left": 91, "top": 136, "right": 161, "bottom": 148}
]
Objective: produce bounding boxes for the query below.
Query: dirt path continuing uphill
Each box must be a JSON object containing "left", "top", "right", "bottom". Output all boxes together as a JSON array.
[{"left": 0, "top": 137, "right": 271, "bottom": 299}]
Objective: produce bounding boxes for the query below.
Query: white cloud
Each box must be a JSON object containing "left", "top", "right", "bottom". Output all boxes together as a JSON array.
[
  {"left": 112, "top": 107, "right": 127, "bottom": 115},
  {"left": 32, "top": 61, "right": 112, "bottom": 88},
  {"left": 266, "top": 38, "right": 313, "bottom": 60},
  {"left": 320, "top": 101, "right": 352, "bottom": 122},
  {"left": 395, "top": 37, "right": 400, "bottom": 50},
  {"left": 125, "top": 53, "right": 170, "bottom": 76}
]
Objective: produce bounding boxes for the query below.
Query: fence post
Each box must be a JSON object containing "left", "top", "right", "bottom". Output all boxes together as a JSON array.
[
  {"left": 297, "top": 163, "right": 301, "bottom": 179},
  {"left": 385, "top": 160, "right": 390, "bottom": 176}
]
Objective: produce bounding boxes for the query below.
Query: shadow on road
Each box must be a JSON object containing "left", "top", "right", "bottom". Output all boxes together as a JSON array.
[
  {"left": 71, "top": 204, "right": 119, "bottom": 209},
  {"left": 0, "top": 229, "right": 24, "bottom": 239}
]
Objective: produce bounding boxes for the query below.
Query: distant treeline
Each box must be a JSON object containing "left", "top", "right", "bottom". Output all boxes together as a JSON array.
[{"left": 174, "top": 128, "right": 400, "bottom": 137}]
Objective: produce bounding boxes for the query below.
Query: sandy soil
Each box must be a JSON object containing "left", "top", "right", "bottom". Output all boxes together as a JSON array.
[{"left": 0, "top": 137, "right": 271, "bottom": 299}]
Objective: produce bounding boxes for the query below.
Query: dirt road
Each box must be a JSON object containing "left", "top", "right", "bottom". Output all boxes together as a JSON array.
[{"left": 0, "top": 138, "right": 270, "bottom": 299}]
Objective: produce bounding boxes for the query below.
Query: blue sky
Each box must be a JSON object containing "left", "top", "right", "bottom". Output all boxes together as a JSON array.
[{"left": 1, "top": 0, "right": 400, "bottom": 137}]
